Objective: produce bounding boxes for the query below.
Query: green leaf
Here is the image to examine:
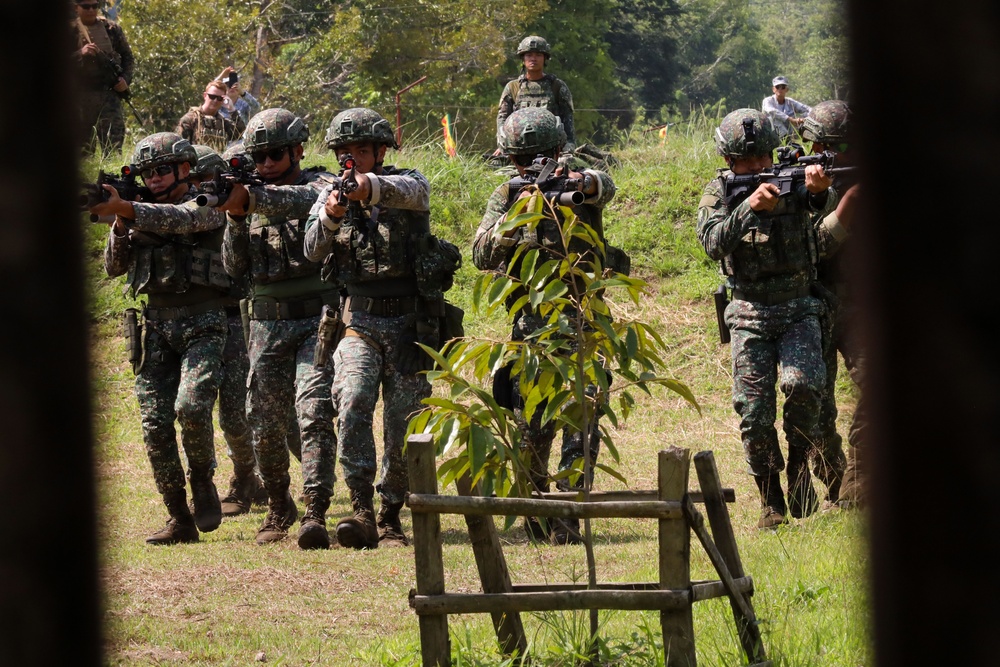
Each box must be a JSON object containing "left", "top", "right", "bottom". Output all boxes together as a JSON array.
[{"left": 469, "top": 424, "right": 490, "bottom": 480}]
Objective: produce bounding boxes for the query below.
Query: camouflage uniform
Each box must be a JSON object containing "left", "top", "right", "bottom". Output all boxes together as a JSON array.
[
  {"left": 474, "top": 108, "right": 615, "bottom": 544},
  {"left": 222, "top": 161, "right": 339, "bottom": 545},
  {"left": 176, "top": 107, "right": 245, "bottom": 152},
  {"left": 803, "top": 101, "right": 866, "bottom": 507},
  {"left": 697, "top": 109, "right": 839, "bottom": 527},
  {"left": 72, "top": 15, "right": 133, "bottom": 152},
  {"left": 496, "top": 36, "right": 576, "bottom": 153},
  {"left": 104, "top": 133, "right": 230, "bottom": 543},
  {"left": 303, "top": 107, "right": 457, "bottom": 549}
]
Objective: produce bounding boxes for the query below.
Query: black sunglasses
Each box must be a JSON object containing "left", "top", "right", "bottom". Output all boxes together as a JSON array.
[
  {"left": 78, "top": 3, "right": 100, "bottom": 8},
  {"left": 140, "top": 164, "right": 174, "bottom": 180},
  {"left": 205, "top": 93, "right": 225, "bottom": 102},
  {"left": 252, "top": 147, "right": 289, "bottom": 164},
  {"left": 775, "top": 85, "right": 788, "bottom": 89}
]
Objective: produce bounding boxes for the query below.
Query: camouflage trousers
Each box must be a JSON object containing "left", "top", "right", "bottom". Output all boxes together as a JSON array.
[
  {"left": 80, "top": 89, "right": 125, "bottom": 154},
  {"left": 332, "top": 310, "right": 431, "bottom": 505},
  {"left": 247, "top": 317, "right": 336, "bottom": 499},
  {"left": 818, "top": 294, "right": 868, "bottom": 459},
  {"left": 726, "top": 295, "right": 826, "bottom": 478},
  {"left": 136, "top": 308, "right": 226, "bottom": 494},
  {"left": 507, "top": 315, "right": 602, "bottom": 492},
  {"left": 219, "top": 313, "right": 253, "bottom": 474}
]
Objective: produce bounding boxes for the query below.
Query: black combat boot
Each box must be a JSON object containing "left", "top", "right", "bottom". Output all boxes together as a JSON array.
[
  {"left": 255, "top": 480, "right": 299, "bottom": 545},
  {"left": 297, "top": 492, "right": 331, "bottom": 550},
  {"left": 337, "top": 488, "right": 379, "bottom": 550},
  {"left": 754, "top": 473, "right": 788, "bottom": 529},
  {"left": 550, "top": 518, "right": 583, "bottom": 546},
  {"left": 787, "top": 454, "right": 819, "bottom": 519},
  {"left": 188, "top": 465, "right": 222, "bottom": 532},
  {"left": 219, "top": 467, "right": 262, "bottom": 517},
  {"left": 146, "top": 490, "right": 199, "bottom": 545},
  {"left": 376, "top": 499, "right": 409, "bottom": 548}
]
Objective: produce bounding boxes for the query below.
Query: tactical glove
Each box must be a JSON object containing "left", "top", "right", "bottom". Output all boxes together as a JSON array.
[{"left": 395, "top": 315, "right": 440, "bottom": 376}]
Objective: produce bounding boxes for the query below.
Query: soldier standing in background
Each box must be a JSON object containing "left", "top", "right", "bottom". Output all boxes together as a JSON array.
[
  {"left": 72, "top": 0, "right": 133, "bottom": 153},
  {"left": 494, "top": 36, "right": 576, "bottom": 160},
  {"left": 304, "top": 108, "right": 460, "bottom": 550},
  {"left": 474, "top": 108, "right": 616, "bottom": 545},
  {"left": 697, "top": 109, "right": 839, "bottom": 529},
  {"left": 801, "top": 100, "right": 867, "bottom": 509},
  {"left": 217, "top": 109, "right": 339, "bottom": 549},
  {"left": 176, "top": 80, "right": 245, "bottom": 152},
  {"left": 88, "top": 133, "right": 230, "bottom": 545}
]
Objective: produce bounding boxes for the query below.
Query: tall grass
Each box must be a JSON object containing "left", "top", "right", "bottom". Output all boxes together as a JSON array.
[{"left": 87, "top": 125, "right": 871, "bottom": 666}]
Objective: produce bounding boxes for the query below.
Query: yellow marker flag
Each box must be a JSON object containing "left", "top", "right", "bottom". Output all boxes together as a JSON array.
[
  {"left": 659, "top": 125, "right": 668, "bottom": 144},
  {"left": 442, "top": 114, "right": 457, "bottom": 158}
]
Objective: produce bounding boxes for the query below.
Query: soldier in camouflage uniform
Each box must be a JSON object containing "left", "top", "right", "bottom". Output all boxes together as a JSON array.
[
  {"left": 494, "top": 36, "right": 576, "bottom": 158},
  {"left": 304, "top": 108, "right": 459, "bottom": 550},
  {"left": 188, "top": 145, "right": 227, "bottom": 184},
  {"left": 90, "top": 132, "right": 230, "bottom": 545},
  {"left": 176, "top": 80, "right": 245, "bottom": 152},
  {"left": 801, "top": 101, "right": 867, "bottom": 509},
  {"left": 218, "top": 109, "right": 339, "bottom": 548},
  {"left": 474, "top": 108, "right": 616, "bottom": 545},
  {"left": 697, "top": 109, "right": 840, "bottom": 529},
  {"left": 72, "top": 0, "right": 133, "bottom": 153}
]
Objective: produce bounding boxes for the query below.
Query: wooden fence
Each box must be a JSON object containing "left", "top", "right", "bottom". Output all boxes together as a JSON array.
[{"left": 406, "top": 434, "right": 771, "bottom": 667}]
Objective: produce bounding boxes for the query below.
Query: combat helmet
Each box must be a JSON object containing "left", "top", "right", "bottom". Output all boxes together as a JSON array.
[
  {"left": 325, "top": 108, "right": 398, "bottom": 149},
  {"left": 190, "top": 144, "right": 226, "bottom": 180},
  {"left": 714, "top": 109, "right": 780, "bottom": 159},
  {"left": 517, "top": 35, "right": 551, "bottom": 58},
  {"left": 801, "top": 100, "right": 852, "bottom": 144},
  {"left": 243, "top": 108, "right": 310, "bottom": 152},
  {"left": 499, "top": 108, "right": 566, "bottom": 156},
  {"left": 132, "top": 132, "right": 197, "bottom": 170}
]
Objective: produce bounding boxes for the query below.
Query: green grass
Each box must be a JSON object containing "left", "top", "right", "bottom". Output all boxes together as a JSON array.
[{"left": 89, "top": 127, "right": 871, "bottom": 666}]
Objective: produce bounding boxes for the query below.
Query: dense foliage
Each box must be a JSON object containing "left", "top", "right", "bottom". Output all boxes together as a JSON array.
[{"left": 114, "top": 0, "right": 847, "bottom": 152}]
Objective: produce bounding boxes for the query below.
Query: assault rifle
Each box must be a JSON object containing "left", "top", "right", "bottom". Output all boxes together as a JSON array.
[
  {"left": 194, "top": 154, "right": 265, "bottom": 208},
  {"left": 80, "top": 165, "right": 151, "bottom": 222},
  {"left": 722, "top": 147, "right": 857, "bottom": 208},
  {"left": 336, "top": 153, "right": 380, "bottom": 245},
  {"left": 509, "top": 155, "right": 585, "bottom": 207}
]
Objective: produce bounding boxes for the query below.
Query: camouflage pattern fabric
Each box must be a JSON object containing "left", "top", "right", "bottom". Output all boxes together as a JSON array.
[
  {"left": 136, "top": 308, "right": 226, "bottom": 494},
  {"left": 331, "top": 311, "right": 431, "bottom": 504},
  {"left": 223, "top": 170, "right": 339, "bottom": 501},
  {"left": 219, "top": 313, "right": 254, "bottom": 475},
  {"left": 176, "top": 107, "right": 245, "bottom": 152},
  {"left": 303, "top": 165, "right": 434, "bottom": 506},
  {"left": 725, "top": 297, "right": 826, "bottom": 477},
  {"left": 246, "top": 317, "right": 336, "bottom": 498},
  {"left": 497, "top": 74, "right": 576, "bottom": 152}
]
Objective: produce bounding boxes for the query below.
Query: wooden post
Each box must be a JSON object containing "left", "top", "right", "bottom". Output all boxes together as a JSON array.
[
  {"left": 658, "top": 448, "right": 696, "bottom": 666},
  {"left": 693, "top": 452, "right": 767, "bottom": 664},
  {"left": 455, "top": 474, "right": 527, "bottom": 659},
  {"left": 407, "top": 434, "right": 450, "bottom": 666}
]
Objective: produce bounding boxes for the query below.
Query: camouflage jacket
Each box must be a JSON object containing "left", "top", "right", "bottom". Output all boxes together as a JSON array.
[
  {"left": 496, "top": 73, "right": 575, "bottom": 151},
  {"left": 697, "top": 170, "right": 838, "bottom": 296},
  {"left": 814, "top": 171, "right": 857, "bottom": 293},
  {"left": 222, "top": 168, "right": 336, "bottom": 300},
  {"left": 104, "top": 186, "right": 229, "bottom": 305},
  {"left": 175, "top": 107, "right": 245, "bottom": 152},
  {"left": 72, "top": 16, "right": 133, "bottom": 90},
  {"left": 304, "top": 166, "right": 445, "bottom": 299},
  {"left": 473, "top": 169, "right": 615, "bottom": 272}
]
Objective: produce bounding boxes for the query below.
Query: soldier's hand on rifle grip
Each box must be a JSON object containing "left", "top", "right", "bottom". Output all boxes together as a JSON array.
[
  {"left": 90, "top": 184, "right": 131, "bottom": 219},
  {"left": 216, "top": 183, "right": 250, "bottom": 215},
  {"left": 804, "top": 164, "right": 833, "bottom": 194},
  {"left": 324, "top": 190, "right": 347, "bottom": 220},
  {"left": 113, "top": 77, "right": 129, "bottom": 94},
  {"left": 748, "top": 182, "right": 780, "bottom": 213},
  {"left": 344, "top": 172, "right": 371, "bottom": 202}
]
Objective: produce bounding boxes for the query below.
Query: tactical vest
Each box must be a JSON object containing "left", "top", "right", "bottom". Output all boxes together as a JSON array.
[
  {"left": 75, "top": 17, "right": 121, "bottom": 87},
  {"left": 186, "top": 108, "right": 229, "bottom": 149},
  {"left": 513, "top": 74, "right": 565, "bottom": 117},
  {"left": 718, "top": 175, "right": 817, "bottom": 283},
  {"left": 248, "top": 172, "right": 327, "bottom": 286},
  {"left": 321, "top": 168, "right": 458, "bottom": 300},
  {"left": 127, "top": 226, "right": 229, "bottom": 297}
]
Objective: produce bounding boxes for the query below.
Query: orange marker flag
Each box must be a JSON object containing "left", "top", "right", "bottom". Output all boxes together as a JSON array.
[
  {"left": 659, "top": 125, "right": 668, "bottom": 144},
  {"left": 442, "top": 114, "right": 457, "bottom": 158}
]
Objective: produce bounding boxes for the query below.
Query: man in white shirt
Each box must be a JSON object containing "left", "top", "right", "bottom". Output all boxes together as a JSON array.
[{"left": 762, "top": 76, "right": 811, "bottom": 141}]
